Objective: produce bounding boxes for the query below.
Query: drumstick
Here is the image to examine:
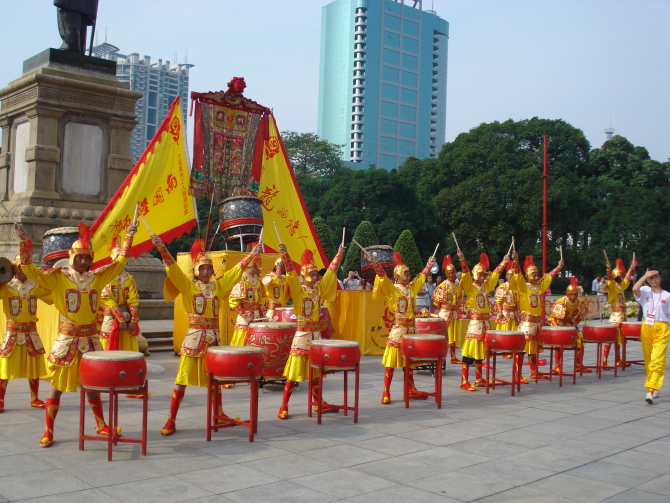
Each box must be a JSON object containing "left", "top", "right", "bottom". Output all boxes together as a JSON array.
[
  {"left": 139, "top": 215, "right": 154, "bottom": 236},
  {"left": 0, "top": 201, "right": 18, "bottom": 225},
  {"left": 451, "top": 232, "right": 460, "bottom": 251},
  {"left": 603, "top": 250, "right": 609, "bottom": 264},
  {"left": 512, "top": 236, "right": 516, "bottom": 252},
  {"left": 560, "top": 245, "right": 563, "bottom": 261},
  {"left": 132, "top": 204, "right": 139, "bottom": 226},
  {"left": 507, "top": 240, "right": 514, "bottom": 255},
  {"left": 258, "top": 227, "right": 264, "bottom": 253},
  {"left": 432, "top": 243, "right": 439, "bottom": 258},
  {"left": 273, "top": 222, "right": 283, "bottom": 246},
  {"left": 341, "top": 227, "right": 346, "bottom": 247}
]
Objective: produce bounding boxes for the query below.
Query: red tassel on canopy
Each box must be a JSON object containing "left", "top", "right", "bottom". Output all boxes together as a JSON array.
[
  {"left": 393, "top": 252, "right": 403, "bottom": 267},
  {"left": 77, "top": 223, "right": 92, "bottom": 250},
  {"left": 442, "top": 255, "right": 452, "bottom": 271},
  {"left": 479, "top": 253, "right": 490, "bottom": 271},
  {"left": 190, "top": 239, "right": 206, "bottom": 264}
]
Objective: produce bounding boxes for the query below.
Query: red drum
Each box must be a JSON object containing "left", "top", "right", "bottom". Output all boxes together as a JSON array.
[
  {"left": 540, "top": 326, "right": 579, "bottom": 347},
  {"left": 274, "top": 306, "right": 296, "bottom": 323},
  {"left": 486, "top": 330, "right": 525, "bottom": 351},
  {"left": 309, "top": 340, "right": 360, "bottom": 370},
  {"left": 319, "top": 306, "right": 333, "bottom": 340},
  {"left": 415, "top": 317, "right": 447, "bottom": 336},
  {"left": 621, "top": 321, "right": 642, "bottom": 338},
  {"left": 205, "top": 346, "right": 263, "bottom": 381},
  {"left": 582, "top": 322, "right": 618, "bottom": 343},
  {"left": 244, "top": 322, "right": 296, "bottom": 379},
  {"left": 79, "top": 351, "right": 147, "bottom": 391},
  {"left": 402, "top": 334, "right": 448, "bottom": 361},
  {"left": 218, "top": 196, "right": 263, "bottom": 245}
]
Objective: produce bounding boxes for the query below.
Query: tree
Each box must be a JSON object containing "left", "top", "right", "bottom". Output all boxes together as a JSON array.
[
  {"left": 312, "top": 216, "right": 337, "bottom": 262},
  {"left": 393, "top": 230, "right": 424, "bottom": 277},
  {"left": 281, "top": 131, "right": 345, "bottom": 178},
  {"left": 341, "top": 220, "right": 378, "bottom": 279}
]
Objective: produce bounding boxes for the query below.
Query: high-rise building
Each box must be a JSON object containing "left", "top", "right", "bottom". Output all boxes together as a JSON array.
[
  {"left": 318, "top": 0, "right": 448, "bottom": 170},
  {"left": 93, "top": 43, "right": 193, "bottom": 162}
]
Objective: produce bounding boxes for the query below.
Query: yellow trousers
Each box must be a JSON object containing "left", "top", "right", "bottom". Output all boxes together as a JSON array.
[{"left": 641, "top": 321, "right": 669, "bottom": 391}]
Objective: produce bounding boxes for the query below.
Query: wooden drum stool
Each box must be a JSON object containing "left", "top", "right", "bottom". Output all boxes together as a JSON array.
[
  {"left": 540, "top": 326, "right": 579, "bottom": 387},
  {"left": 308, "top": 340, "right": 360, "bottom": 424},
  {"left": 205, "top": 346, "right": 263, "bottom": 442},
  {"left": 485, "top": 330, "right": 525, "bottom": 396},
  {"left": 401, "top": 334, "right": 447, "bottom": 408},
  {"left": 79, "top": 351, "right": 148, "bottom": 461},
  {"left": 621, "top": 321, "right": 644, "bottom": 369},
  {"left": 582, "top": 322, "right": 618, "bottom": 379}
]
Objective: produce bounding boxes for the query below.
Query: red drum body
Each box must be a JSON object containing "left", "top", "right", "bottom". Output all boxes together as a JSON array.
[
  {"left": 205, "top": 346, "right": 263, "bottom": 381},
  {"left": 540, "top": 326, "right": 579, "bottom": 347},
  {"left": 582, "top": 322, "right": 618, "bottom": 343},
  {"left": 415, "top": 317, "right": 447, "bottom": 336},
  {"left": 79, "top": 351, "right": 147, "bottom": 391},
  {"left": 309, "top": 340, "right": 360, "bottom": 370},
  {"left": 621, "top": 321, "right": 642, "bottom": 338},
  {"left": 402, "top": 334, "right": 448, "bottom": 361},
  {"left": 274, "top": 307, "right": 296, "bottom": 323},
  {"left": 244, "top": 322, "right": 296, "bottom": 379},
  {"left": 319, "top": 306, "right": 333, "bottom": 340},
  {"left": 486, "top": 330, "right": 526, "bottom": 351}
]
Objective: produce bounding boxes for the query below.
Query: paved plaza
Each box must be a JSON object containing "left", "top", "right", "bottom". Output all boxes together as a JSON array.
[{"left": 1, "top": 343, "right": 669, "bottom": 503}]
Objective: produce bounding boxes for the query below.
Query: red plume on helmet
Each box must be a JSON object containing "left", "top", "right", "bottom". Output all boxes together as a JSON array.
[
  {"left": 442, "top": 254, "right": 452, "bottom": 271},
  {"left": 566, "top": 275, "right": 579, "bottom": 294},
  {"left": 616, "top": 259, "right": 625, "bottom": 272},
  {"left": 107, "top": 234, "right": 121, "bottom": 252},
  {"left": 190, "top": 239, "right": 207, "bottom": 264},
  {"left": 570, "top": 276, "right": 578, "bottom": 289},
  {"left": 524, "top": 255, "right": 534, "bottom": 272},
  {"left": 300, "top": 249, "right": 317, "bottom": 277},
  {"left": 393, "top": 252, "right": 403, "bottom": 267},
  {"left": 77, "top": 223, "right": 92, "bottom": 250},
  {"left": 479, "top": 253, "right": 490, "bottom": 271}
]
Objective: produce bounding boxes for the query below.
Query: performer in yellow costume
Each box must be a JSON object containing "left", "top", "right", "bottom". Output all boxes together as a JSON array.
[
  {"left": 432, "top": 255, "right": 463, "bottom": 364},
  {"left": 603, "top": 258, "right": 636, "bottom": 367},
  {"left": 153, "top": 237, "right": 260, "bottom": 435},
  {"left": 494, "top": 264, "right": 520, "bottom": 331},
  {"left": 458, "top": 251, "right": 509, "bottom": 391},
  {"left": 98, "top": 236, "right": 141, "bottom": 352},
  {"left": 512, "top": 252, "right": 563, "bottom": 382},
  {"left": 15, "top": 222, "right": 136, "bottom": 447},
  {"left": 0, "top": 256, "right": 52, "bottom": 413},
  {"left": 547, "top": 277, "right": 588, "bottom": 373},
  {"left": 229, "top": 254, "right": 265, "bottom": 346},
  {"left": 372, "top": 251, "right": 435, "bottom": 404},
  {"left": 262, "top": 257, "right": 288, "bottom": 321},
  {"left": 633, "top": 268, "right": 670, "bottom": 404},
  {"left": 276, "top": 244, "right": 344, "bottom": 419}
]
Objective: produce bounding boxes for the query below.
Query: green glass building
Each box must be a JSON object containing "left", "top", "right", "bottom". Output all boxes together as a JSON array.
[{"left": 318, "top": 0, "right": 448, "bottom": 170}]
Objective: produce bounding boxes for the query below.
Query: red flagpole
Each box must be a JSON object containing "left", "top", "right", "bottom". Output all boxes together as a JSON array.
[{"left": 542, "top": 134, "right": 548, "bottom": 322}]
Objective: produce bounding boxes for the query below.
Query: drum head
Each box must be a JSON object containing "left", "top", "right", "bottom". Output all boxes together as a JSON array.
[
  {"left": 208, "top": 346, "right": 263, "bottom": 355},
  {"left": 404, "top": 334, "right": 446, "bottom": 341},
  {"left": 82, "top": 350, "right": 144, "bottom": 361},
  {"left": 311, "top": 339, "right": 359, "bottom": 348},
  {"left": 248, "top": 322, "right": 297, "bottom": 329}
]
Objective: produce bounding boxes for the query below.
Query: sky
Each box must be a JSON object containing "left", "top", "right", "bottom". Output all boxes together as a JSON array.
[{"left": 2, "top": 0, "right": 669, "bottom": 162}]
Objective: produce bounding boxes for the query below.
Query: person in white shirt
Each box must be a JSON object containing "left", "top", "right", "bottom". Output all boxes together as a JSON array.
[
  {"left": 343, "top": 270, "right": 361, "bottom": 290},
  {"left": 633, "top": 268, "right": 670, "bottom": 404}
]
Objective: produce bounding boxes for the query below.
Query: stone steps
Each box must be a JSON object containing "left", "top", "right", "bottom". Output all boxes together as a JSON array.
[{"left": 140, "top": 319, "right": 174, "bottom": 353}]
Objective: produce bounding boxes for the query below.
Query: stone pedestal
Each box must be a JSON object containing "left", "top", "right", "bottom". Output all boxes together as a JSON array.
[{"left": 0, "top": 48, "right": 142, "bottom": 260}]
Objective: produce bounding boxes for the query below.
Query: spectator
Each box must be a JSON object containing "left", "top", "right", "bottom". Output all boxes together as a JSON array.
[
  {"left": 343, "top": 270, "right": 361, "bottom": 290},
  {"left": 592, "top": 275, "right": 602, "bottom": 294}
]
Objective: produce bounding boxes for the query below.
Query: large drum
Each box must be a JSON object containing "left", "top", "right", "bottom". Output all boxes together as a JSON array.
[
  {"left": 205, "top": 346, "right": 264, "bottom": 381},
  {"left": 415, "top": 317, "right": 447, "bottom": 336},
  {"left": 486, "top": 330, "right": 525, "bottom": 352},
  {"left": 621, "top": 321, "right": 642, "bottom": 339},
  {"left": 42, "top": 226, "right": 79, "bottom": 267},
  {"left": 274, "top": 306, "right": 296, "bottom": 323},
  {"left": 274, "top": 306, "right": 332, "bottom": 339},
  {"left": 540, "top": 326, "right": 579, "bottom": 347},
  {"left": 582, "top": 322, "right": 618, "bottom": 343},
  {"left": 309, "top": 340, "right": 360, "bottom": 371},
  {"left": 360, "top": 245, "right": 394, "bottom": 280},
  {"left": 402, "top": 334, "right": 447, "bottom": 361},
  {"left": 79, "top": 351, "right": 147, "bottom": 391},
  {"left": 218, "top": 196, "right": 263, "bottom": 245},
  {"left": 244, "top": 322, "right": 295, "bottom": 379}
]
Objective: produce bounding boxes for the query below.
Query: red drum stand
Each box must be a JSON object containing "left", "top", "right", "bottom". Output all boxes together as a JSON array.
[
  {"left": 401, "top": 334, "right": 447, "bottom": 408},
  {"left": 485, "top": 330, "right": 525, "bottom": 396},
  {"left": 621, "top": 322, "right": 644, "bottom": 368},
  {"left": 78, "top": 351, "right": 148, "bottom": 461},
  {"left": 308, "top": 340, "right": 361, "bottom": 424},
  {"left": 205, "top": 346, "right": 263, "bottom": 442}
]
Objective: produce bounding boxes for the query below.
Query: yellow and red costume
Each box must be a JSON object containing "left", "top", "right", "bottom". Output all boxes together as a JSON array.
[
  {"left": 159, "top": 239, "right": 256, "bottom": 435},
  {"left": 458, "top": 253, "right": 507, "bottom": 390},
  {"left": 20, "top": 223, "right": 134, "bottom": 446},
  {"left": 262, "top": 258, "right": 289, "bottom": 321},
  {"left": 548, "top": 277, "right": 589, "bottom": 372},
  {"left": 229, "top": 257, "right": 266, "bottom": 346},
  {"left": 432, "top": 255, "right": 463, "bottom": 363},
  {"left": 0, "top": 264, "right": 52, "bottom": 413},
  {"left": 373, "top": 252, "right": 432, "bottom": 403},
  {"left": 99, "top": 271, "right": 140, "bottom": 351},
  {"left": 603, "top": 258, "right": 634, "bottom": 366},
  {"left": 277, "top": 248, "right": 342, "bottom": 419},
  {"left": 494, "top": 266, "right": 519, "bottom": 331},
  {"left": 513, "top": 255, "right": 562, "bottom": 381}
]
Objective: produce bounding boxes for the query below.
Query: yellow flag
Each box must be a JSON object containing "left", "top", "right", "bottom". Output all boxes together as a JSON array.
[
  {"left": 90, "top": 97, "right": 196, "bottom": 265},
  {"left": 257, "top": 115, "right": 328, "bottom": 270}
]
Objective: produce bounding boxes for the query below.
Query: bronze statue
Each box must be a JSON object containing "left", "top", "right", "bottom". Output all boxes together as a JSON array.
[{"left": 54, "top": 0, "right": 99, "bottom": 54}]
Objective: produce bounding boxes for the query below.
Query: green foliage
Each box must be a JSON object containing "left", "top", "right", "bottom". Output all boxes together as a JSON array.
[
  {"left": 341, "top": 221, "right": 378, "bottom": 279},
  {"left": 312, "top": 216, "right": 337, "bottom": 262},
  {"left": 282, "top": 131, "right": 345, "bottom": 178},
  {"left": 393, "top": 230, "right": 424, "bottom": 277}
]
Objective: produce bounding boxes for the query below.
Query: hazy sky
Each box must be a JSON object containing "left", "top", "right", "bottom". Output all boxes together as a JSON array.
[{"left": 2, "top": 0, "right": 668, "bottom": 162}]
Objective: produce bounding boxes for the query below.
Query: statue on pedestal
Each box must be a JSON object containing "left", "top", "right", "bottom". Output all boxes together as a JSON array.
[{"left": 54, "top": 0, "right": 99, "bottom": 54}]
